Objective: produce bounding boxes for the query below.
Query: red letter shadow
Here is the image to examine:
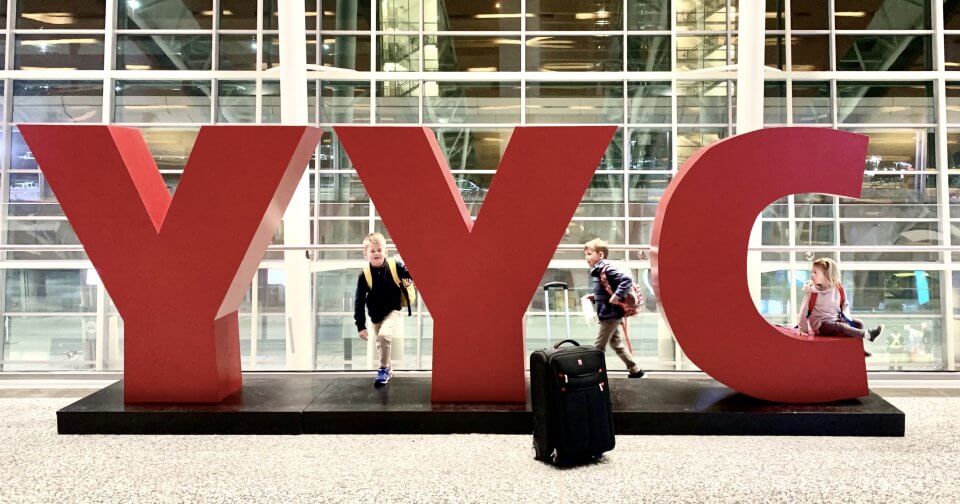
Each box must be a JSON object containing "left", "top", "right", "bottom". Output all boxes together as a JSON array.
[
  {"left": 20, "top": 125, "right": 321, "bottom": 403},
  {"left": 336, "top": 126, "right": 615, "bottom": 402},
  {"left": 651, "top": 127, "right": 869, "bottom": 403}
]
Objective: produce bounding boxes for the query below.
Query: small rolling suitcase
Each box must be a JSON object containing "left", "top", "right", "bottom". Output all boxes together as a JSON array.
[{"left": 531, "top": 282, "right": 615, "bottom": 465}]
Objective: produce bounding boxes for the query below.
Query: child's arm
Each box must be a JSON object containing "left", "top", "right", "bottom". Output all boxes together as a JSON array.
[
  {"left": 840, "top": 287, "right": 853, "bottom": 321},
  {"left": 607, "top": 265, "right": 635, "bottom": 299},
  {"left": 797, "top": 291, "right": 811, "bottom": 333},
  {"left": 354, "top": 273, "right": 369, "bottom": 336}
]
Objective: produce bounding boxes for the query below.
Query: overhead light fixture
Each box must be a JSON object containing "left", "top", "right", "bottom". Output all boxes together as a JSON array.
[
  {"left": 475, "top": 13, "right": 534, "bottom": 18},
  {"left": 835, "top": 11, "right": 867, "bottom": 17},
  {"left": 575, "top": 9, "right": 610, "bottom": 20},
  {"left": 20, "top": 13, "right": 75, "bottom": 25},
  {"left": 467, "top": 67, "right": 497, "bottom": 72},
  {"left": 21, "top": 38, "right": 100, "bottom": 46},
  {"left": 541, "top": 63, "right": 594, "bottom": 71},
  {"left": 124, "top": 64, "right": 152, "bottom": 70}
]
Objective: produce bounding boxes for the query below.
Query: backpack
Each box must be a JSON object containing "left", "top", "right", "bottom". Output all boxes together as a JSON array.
[
  {"left": 363, "top": 258, "right": 416, "bottom": 315},
  {"left": 807, "top": 283, "right": 853, "bottom": 326},
  {"left": 599, "top": 265, "right": 644, "bottom": 318}
]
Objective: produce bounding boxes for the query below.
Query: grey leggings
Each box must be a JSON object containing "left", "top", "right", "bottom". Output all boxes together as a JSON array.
[{"left": 818, "top": 318, "right": 866, "bottom": 338}]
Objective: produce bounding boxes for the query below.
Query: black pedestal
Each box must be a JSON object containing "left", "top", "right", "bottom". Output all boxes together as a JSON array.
[{"left": 57, "top": 374, "right": 905, "bottom": 436}]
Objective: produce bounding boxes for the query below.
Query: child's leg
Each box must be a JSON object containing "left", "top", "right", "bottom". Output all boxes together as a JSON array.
[
  {"left": 818, "top": 319, "right": 867, "bottom": 338},
  {"left": 375, "top": 310, "right": 401, "bottom": 370},
  {"left": 607, "top": 322, "right": 641, "bottom": 373},
  {"left": 594, "top": 320, "right": 619, "bottom": 352}
]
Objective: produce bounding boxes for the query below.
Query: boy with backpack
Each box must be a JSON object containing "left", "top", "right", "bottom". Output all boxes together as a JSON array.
[
  {"left": 354, "top": 232, "right": 415, "bottom": 386},
  {"left": 583, "top": 238, "right": 645, "bottom": 378}
]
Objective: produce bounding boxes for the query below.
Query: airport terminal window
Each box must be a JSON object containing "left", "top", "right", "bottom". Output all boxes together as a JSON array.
[
  {"left": 326, "top": 36, "right": 373, "bottom": 71},
  {"left": 12, "top": 80, "right": 103, "bottom": 123},
  {"left": 676, "top": 35, "right": 730, "bottom": 70},
  {"left": 433, "top": 128, "right": 512, "bottom": 170},
  {"left": 526, "top": 35, "right": 623, "bottom": 72},
  {"left": 837, "top": 82, "right": 933, "bottom": 124},
  {"left": 138, "top": 128, "right": 199, "bottom": 171},
  {"left": 374, "top": 80, "right": 415, "bottom": 123},
  {"left": 792, "top": 81, "right": 832, "bottom": 124},
  {"left": 790, "top": 36, "right": 830, "bottom": 71},
  {"left": 526, "top": 82, "right": 623, "bottom": 124},
  {"left": 17, "top": 0, "right": 105, "bottom": 29},
  {"left": 675, "top": 0, "right": 734, "bottom": 31},
  {"left": 378, "top": 35, "right": 417, "bottom": 72},
  {"left": 117, "top": 0, "right": 212, "bottom": 29},
  {"left": 423, "top": 82, "right": 521, "bottom": 124},
  {"left": 425, "top": 0, "right": 521, "bottom": 31},
  {"left": 317, "top": 81, "right": 368, "bottom": 124},
  {"left": 627, "top": 174, "right": 671, "bottom": 218},
  {"left": 218, "top": 35, "right": 258, "bottom": 71},
  {"left": 114, "top": 80, "right": 212, "bottom": 123},
  {"left": 677, "top": 81, "right": 729, "bottom": 124},
  {"left": 836, "top": 36, "right": 932, "bottom": 72},
  {"left": 764, "top": 82, "right": 787, "bottom": 124},
  {"left": 15, "top": 35, "right": 106, "bottom": 70},
  {"left": 324, "top": 1, "right": 370, "bottom": 31},
  {"left": 117, "top": 35, "right": 213, "bottom": 71},
  {"left": 424, "top": 36, "right": 521, "bottom": 72},
  {"left": 379, "top": 0, "right": 420, "bottom": 31},
  {"left": 526, "top": 0, "right": 624, "bottom": 31},
  {"left": 628, "top": 129, "right": 671, "bottom": 170},
  {"left": 217, "top": 0, "right": 259, "bottom": 29},
  {"left": 218, "top": 81, "right": 257, "bottom": 122},
  {"left": 627, "top": 36, "right": 671, "bottom": 71},
  {"left": 628, "top": 83, "right": 672, "bottom": 124},
  {"left": 628, "top": 0, "right": 670, "bottom": 31},
  {"left": 835, "top": 0, "right": 930, "bottom": 30}
]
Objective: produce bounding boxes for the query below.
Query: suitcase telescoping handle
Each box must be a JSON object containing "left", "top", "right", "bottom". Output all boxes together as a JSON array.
[
  {"left": 542, "top": 282, "right": 572, "bottom": 346},
  {"left": 553, "top": 339, "right": 580, "bottom": 349}
]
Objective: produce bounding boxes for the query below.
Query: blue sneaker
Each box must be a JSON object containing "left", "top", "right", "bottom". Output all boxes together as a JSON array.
[{"left": 374, "top": 367, "right": 391, "bottom": 387}]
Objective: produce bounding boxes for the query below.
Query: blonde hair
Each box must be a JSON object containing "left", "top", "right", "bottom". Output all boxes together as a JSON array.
[
  {"left": 362, "top": 232, "right": 386, "bottom": 251},
  {"left": 583, "top": 238, "right": 609, "bottom": 259},
  {"left": 812, "top": 257, "right": 841, "bottom": 286}
]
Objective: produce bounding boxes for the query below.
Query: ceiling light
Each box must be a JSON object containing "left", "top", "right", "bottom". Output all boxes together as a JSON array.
[
  {"left": 835, "top": 11, "right": 867, "bottom": 17},
  {"left": 475, "top": 13, "right": 534, "bottom": 18},
  {"left": 20, "top": 13, "right": 75, "bottom": 25},
  {"left": 21, "top": 38, "right": 100, "bottom": 46}
]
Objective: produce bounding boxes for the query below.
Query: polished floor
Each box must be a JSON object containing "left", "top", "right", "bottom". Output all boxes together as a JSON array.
[{"left": 0, "top": 378, "right": 957, "bottom": 503}]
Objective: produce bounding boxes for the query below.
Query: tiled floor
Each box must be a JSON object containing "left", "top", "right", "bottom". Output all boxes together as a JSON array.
[{"left": 0, "top": 394, "right": 957, "bottom": 503}]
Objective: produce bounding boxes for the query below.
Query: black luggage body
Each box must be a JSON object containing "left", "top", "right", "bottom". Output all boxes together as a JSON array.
[{"left": 530, "top": 339, "right": 615, "bottom": 465}]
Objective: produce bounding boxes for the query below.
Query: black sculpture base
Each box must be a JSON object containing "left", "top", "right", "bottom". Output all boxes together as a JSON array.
[{"left": 57, "top": 374, "right": 905, "bottom": 436}]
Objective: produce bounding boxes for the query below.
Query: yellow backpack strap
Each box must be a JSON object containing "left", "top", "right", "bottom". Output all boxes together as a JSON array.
[
  {"left": 386, "top": 258, "right": 401, "bottom": 287},
  {"left": 362, "top": 264, "right": 373, "bottom": 289}
]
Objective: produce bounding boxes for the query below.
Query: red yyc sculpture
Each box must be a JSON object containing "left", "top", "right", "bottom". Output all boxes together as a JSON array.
[
  {"left": 651, "top": 127, "right": 870, "bottom": 403},
  {"left": 20, "top": 125, "right": 322, "bottom": 403}
]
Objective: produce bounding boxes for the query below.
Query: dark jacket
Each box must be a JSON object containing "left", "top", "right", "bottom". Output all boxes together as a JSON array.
[
  {"left": 590, "top": 260, "right": 634, "bottom": 321},
  {"left": 354, "top": 260, "right": 412, "bottom": 332}
]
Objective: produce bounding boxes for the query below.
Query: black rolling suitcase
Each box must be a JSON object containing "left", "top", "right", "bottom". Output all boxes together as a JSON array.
[{"left": 531, "top": 282, "right": 615, "bottom": 466}]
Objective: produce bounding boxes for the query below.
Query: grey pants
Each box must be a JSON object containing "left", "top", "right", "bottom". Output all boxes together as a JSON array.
[
  {"left": 595, "top": 319, "right": 641, "bottom": 373},
  {"left": 370, "top": 310, "right": 402, "bottom": 369},
  {"left": 818, "top": 318, "right": 866, "bottom": 338}
]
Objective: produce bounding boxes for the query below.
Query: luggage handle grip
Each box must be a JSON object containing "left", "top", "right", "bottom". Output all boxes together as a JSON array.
[
  {"left": 553, "top": 339, "right": 579, "bottom": 349},
  {"left": 543, "top": 281, "right": 568, "bottom": 291}
]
